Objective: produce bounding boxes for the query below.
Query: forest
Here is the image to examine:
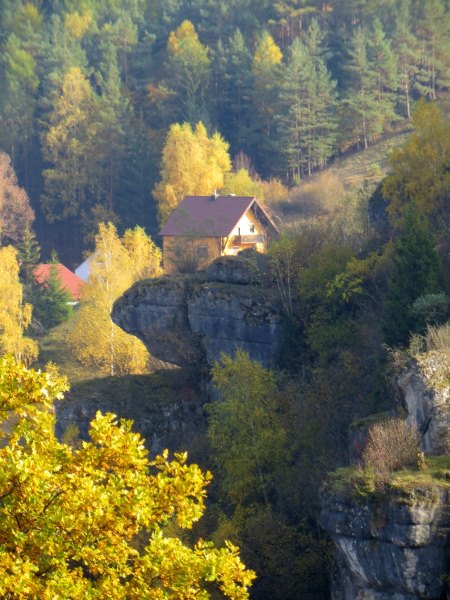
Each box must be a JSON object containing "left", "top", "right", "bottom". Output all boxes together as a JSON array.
[
  {"left": 1, "top": 0, "right": 450, "bottom": 598},
  {"left": 1, "top": 0, "right": 450, "bottom": 261}
]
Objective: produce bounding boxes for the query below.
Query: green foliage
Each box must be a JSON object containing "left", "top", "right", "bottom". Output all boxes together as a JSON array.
[
  {"left": 383, "top": 102, "right": 450, "bottom": 230},
  {"left": 382, "top": 205, "right": 444, "bottom": 347},
  {"left": 208, "top": 351, "right": 286, "bottom": 508},
  {"left": 166, "top": 20, "right": 211, "bottom": 126},
  {"left": 278, "top": 21, "right": 337, "bottom": 178},
  {"left": 206, "top": 351, "right": 332, "bottom": 599},
  {"left": 31, "top": 264, "right": 73, "bottom": 331}
]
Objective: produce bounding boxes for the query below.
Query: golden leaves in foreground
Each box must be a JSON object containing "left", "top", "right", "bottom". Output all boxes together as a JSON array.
[{"left": 0, "top": 356, "right": 255, "bottom": 598}]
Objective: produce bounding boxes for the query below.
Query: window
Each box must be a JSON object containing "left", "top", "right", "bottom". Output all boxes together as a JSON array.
[
  {"left": 249, "top": 224, "right": 255, "bottom": 233},
  {"left": 197, "top": 245, "right": 208, "bottom": 258}
]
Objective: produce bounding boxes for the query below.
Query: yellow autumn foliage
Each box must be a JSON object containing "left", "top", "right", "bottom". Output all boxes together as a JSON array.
[
  {"left": 64, "top": 11, "right": 92, "bottom": 38},
  {"left": 154, "top": 122, "right": 231, "bottom": 224},
  {"left": 0, "top": 245, "right": 37, "bottom": 365},
  {"left": 0, "top": 356, "right": 255, "bottom": 598},
  {"left": 252, "top": 31, "right": 283, "bottom": 79},
  {"left": 69, "top": 223, "right": 162, "bottom": 376}
]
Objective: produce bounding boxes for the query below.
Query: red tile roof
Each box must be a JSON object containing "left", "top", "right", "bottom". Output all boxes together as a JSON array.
[
  {"left": 33, "top": 264, "right": 85, "bottom": 301},
  {"left": 159, "top": 195, "right": 258, "bottom": 237}
]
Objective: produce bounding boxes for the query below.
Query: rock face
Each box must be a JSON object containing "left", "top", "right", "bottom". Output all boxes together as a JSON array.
[
  {"left": 321, "top": 489, "right": 450, "bottom": 599},
  {"left": 322, "top": 352, "right": 450, "bottom": 600},
  {"left": 112, "top": 273, "right": 282, "bottom": 369},
  {"left": 54, "top": 373, "right": 206, "bottom": 458},
  {"left": 398, "top": 353, "right": 450, "bottom": 455}
]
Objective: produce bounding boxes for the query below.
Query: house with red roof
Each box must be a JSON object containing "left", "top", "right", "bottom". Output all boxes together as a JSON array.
[
  {"left": 159, "top": 195, "right": 279, "bottom": 273},
  {"left": 33, "top": 263, "right": 85, "bottom": 302}
]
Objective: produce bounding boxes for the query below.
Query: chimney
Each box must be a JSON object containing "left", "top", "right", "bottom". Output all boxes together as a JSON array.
[{"left": 212, "top": 189, "right": 219, "bottom": 200}]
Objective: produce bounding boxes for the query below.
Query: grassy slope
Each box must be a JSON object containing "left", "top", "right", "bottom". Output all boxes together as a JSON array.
[
  {"left": 36, "top": 316, "right": 195, "bottom": 413},
  {"left": 322, "top": 130, "right": 411, "bottom": 193}
]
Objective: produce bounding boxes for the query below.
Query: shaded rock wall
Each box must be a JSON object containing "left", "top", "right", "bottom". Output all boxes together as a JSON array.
[
  {"left": 112, "top": 275, "right": 282, "bottom": 369},
  {"left": 321, "top": 489, "right": 450, "bottom": 599},
  {"left": 54, "top": 373, "right": 206, "bottom": 459}
]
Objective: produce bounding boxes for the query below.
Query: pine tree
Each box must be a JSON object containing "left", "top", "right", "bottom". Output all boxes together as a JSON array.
[
  {"left": 17, "top": 226, "right": 41, "bottom": 288},
  {"left": 31, "top": 256, "right": 73, "bottom": 331},
  {"left": 84, "top": 41, "right": 129, "bottom": 239},
  {"left": 382, "top": 206, "right": 443, "bottom": 347},
  {"left": 415, "top": 0, "right": 450, "bottom": 100},
  {"left": 251, "top": 31, "right": 283, "bottom": 175},
  {"left": 0, "top": 3, "right": 42, "bottom": 175},
  {"left": 213, "top": 29, "right": 254, "bottom": 156},
  {"left": 392, "top": 18, "right": 420, "bottom": 119},
  {"left": 342, "top": 26, "right": 384, "bottom": 149},
  {"left": 166, "top": 20, "right": 211, "bottom": 126},
  {"left": 278, "top": 21, "right": 337, "bottom": 179},
  {"left": 368, "top": 18, "right": 398, "bottom": 124}
]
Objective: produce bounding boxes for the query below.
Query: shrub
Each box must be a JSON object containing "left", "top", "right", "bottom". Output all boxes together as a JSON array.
[
  {"left": 426, "top": 322, "right": 450, "bottom": 352},
  {"left": 362, "top": 418, "right": 420, "bottom": 488},
  {"left": 411, "top": 293, "right": 449, "bottom": 325},
  {"left": 288, "top": 171, "right": 345, "bottom": 217}
]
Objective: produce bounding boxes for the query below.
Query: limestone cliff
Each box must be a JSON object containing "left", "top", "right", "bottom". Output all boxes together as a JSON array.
[
  {"left": 398, "top": 351, "right": 450, "bottom": 455},
  {"left": 111, "top": 269, "right": 282, "bottom": 369},
  {"left": 321, "top": 487, "right": 450, "bottom": 599},
  {"left": 321, "top": 351, "right": 450, "bottom": 600}
]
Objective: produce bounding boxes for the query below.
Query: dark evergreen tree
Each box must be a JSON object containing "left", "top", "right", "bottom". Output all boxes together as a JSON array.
[
  {"left": 278, "top": 21, "right": 337, "bottom": 179},
  {"left": 341, "top": 26, "right": 383, "bottom": 149},
  {"left": 213, "top": 29, "right": 254, "bottom": 157},
  {"left": 392, "top": 17, "right": 420, "bottom": 119},
  {"left": 17, "top": 226, "right": 41, "bottom": 288},
  {"left": 31, "top": 261, "right": 73, "bottom": 331},
  {"left": 368, "top": 18, "right": 398, "bottom": 124},
  {"left": 0, "top": 3, "right": 42, "bottom": 179},
  {"left": 382, "top": 206, "right": 443, "bottom": 347},
  {"left": 165, "top": 20, "right": 212, "bottom": 127},
  {"left": 250, "top": 30, "right": 283, "bottom": 176},
  {"left": 414, "top": 0, "right": 450, "bottom": 100}
]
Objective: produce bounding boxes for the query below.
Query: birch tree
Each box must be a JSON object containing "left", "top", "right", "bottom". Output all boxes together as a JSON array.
[
  {"left": 0, "top": 245, "right": 38, "bottom": 365},
  {"left": 69, "top": 223, "right": 162, "bottom": 375}
]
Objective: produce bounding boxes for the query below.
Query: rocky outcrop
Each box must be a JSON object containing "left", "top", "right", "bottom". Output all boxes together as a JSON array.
[
  {"left": 322, "top": 351, "right": 450, "bottom": 599},
  {"left": 398, "top": 352, "right": 450, "bottom": 455},
  {"left": 112, "top": 273, "right": 282, "bottom": 369},
  {"left": 321, "top": 488, "right": 450, "bottom": 599}
]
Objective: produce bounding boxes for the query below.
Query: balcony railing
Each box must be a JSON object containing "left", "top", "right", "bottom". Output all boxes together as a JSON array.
[{"left": 232, "top": 234, "right": 264, "bottom": 246}]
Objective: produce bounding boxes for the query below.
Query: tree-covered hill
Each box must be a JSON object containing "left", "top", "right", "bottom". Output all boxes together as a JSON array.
[{"left": 1, "top": 0, "right": 450, "bottom": 263}]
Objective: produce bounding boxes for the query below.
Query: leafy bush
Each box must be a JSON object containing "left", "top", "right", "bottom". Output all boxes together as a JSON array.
[{"left": 362, "top": 418, "right": 420, "bottom": 488}]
